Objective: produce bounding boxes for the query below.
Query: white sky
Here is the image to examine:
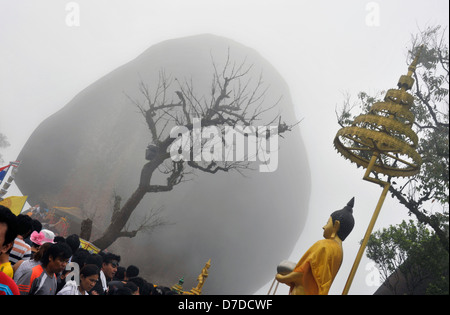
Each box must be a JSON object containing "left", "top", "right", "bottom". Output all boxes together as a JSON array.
[{"left": 0, "top": 0, "right": 448, "bottom": 295}]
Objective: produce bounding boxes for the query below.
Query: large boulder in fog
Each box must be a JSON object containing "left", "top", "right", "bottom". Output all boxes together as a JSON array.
[{"left": 15, "top": 34, "right": 310, "bottom": 294}]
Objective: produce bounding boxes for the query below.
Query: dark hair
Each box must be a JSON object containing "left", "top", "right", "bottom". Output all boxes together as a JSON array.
[
  {"left": 141, "top": 282, "right": 153, "bottom": 295},
  {"left": 128, "top": 277, "right": 147, "bottom": 294},
  {"left": 0, "top": 205, "right": 18, "bottom": 246},
  {"left": 80, "top": 264, "right": 100, "bottom": 278},
  {"left": 53, "top": 236, "right": 66, "bottom": 244},
  {"left": 71, "top": 248, "right": 90, "bottom": 269},
  {"left": 33, "top": 242, "right": 52, "bottom": 262},
  {"left": 124, "top": 281, "right": 138, "bottom": 294},
  {"left": 154, "top": 285, "right": 173, "bottom": 295},
  {"left": 85, "top": 253, "right": 103, "bottom": 269},
  {"left": 31, "top": 219, "right": 42, "bottom": 233},
  {"left": 102, "top": 252, "right": 121, "bottom": 265},
  {"left": 65, "top": 234, "right": 81, "bottom": 253},
  {"left": 41, "top": 242, "right": 72, "bottom": 267},
  {"left": 114, "top": 266, "right": 126, "bottom": 281},
  {"left": 126, "top": 265, "right": 139, "bottom": 278},
  {"left": 16, "top": 214, "right": 33, "bottom": 238},
  {"left": 111, "top": 287, "right": 132, "bottom": 295},
  {"left": 330, "top": 197, "right": 355, "bottom": 241}
]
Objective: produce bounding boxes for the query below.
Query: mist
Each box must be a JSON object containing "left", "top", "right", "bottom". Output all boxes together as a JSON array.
[{"left": 14, "top": 34, "right": 310, "bottom": 294}]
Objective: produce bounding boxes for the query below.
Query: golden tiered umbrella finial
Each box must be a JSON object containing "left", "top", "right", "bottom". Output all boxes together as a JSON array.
[
  {"left": 334, "top": 48, "right": 423, "bottom": 294},
  {"left": 334, "top": 47, "right": 423, "bottom": 178}
]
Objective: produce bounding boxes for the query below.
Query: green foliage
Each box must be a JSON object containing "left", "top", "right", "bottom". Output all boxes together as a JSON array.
[
  {"left": 409, "top": 26, "right": 449, "bottom": 205},
  {"left": 367, "top": 220, "right": 449, "bottom": 294}
]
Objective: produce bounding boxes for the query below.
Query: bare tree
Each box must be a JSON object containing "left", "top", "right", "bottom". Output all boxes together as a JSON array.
[{"left": 91, "top": 52, "right": 295, "bottom": 250}]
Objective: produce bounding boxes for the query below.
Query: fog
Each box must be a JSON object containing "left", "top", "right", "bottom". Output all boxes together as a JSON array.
[
  {"left": 0, "top": 0, "right": 448, "bottom": 295},
  {"left": 8, "top": 34, "right": 310, "bottom": 294}
]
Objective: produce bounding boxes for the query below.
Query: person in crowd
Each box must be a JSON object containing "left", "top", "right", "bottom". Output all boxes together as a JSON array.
[
  {"left": 14, "top": 243, "right": 51, "bottom": 285},
  {"left": 124, "top": 281, "right": 139, "bottom": 295},
  {"left": 88, "top": 252, "right": 120, "bottom": 295},
  {"left": 142, "top": 281, "right": 154, "bottom": 295},
  {"left": 53, "top": 235, "right": 66, "bottom": 244},
  {"left": 24, "top": 219, "right": 42, "bottom": 248},
  {"left": 0, "top": 206, "right": 18, "bottom": 279},
  {"left": 85, "top": 253, "right": 103, "bottom": 295},
  {"left": 17, "top": 242, "right": 72, "bottom": 295},
  {"left": 110, "top": 286, "right": 132, "bottom": 295},
  {"left": 107, "top": 278, "right": 125, "bottom": 293},
  {"left": 27, "top": 227, "right": 45, "bottom": 260},
  {"left": 9, "top": 214, "right": 33, "bottom": 265},
  {"left": 56, "top": 251, "right": 86, "bottom": 293},
  {"left": 57, "top": 264, "right": 99, "bottom": 295},
  {"left": 3, "top": 204, "right": 179, "bottom": 297},
  {"left": 65, "top": 234, "right": 81, "bottom": 260},
  {"left": 153, "top": 285, "right": 175, "bottom": 295},
  {"left": 128, "top": 276, "right": 153, "bottom": 295},
  {"left": 0, "top": 271, "right": 19, "bottom": 295},
  {"left": 100, "top": 252, "right": 120, "bottom": 293},
  {"left": 71, "top": 248, "right": 90, "bottom": 270},
  {"left": 0, "top": 242, "right": 13, "bottom": 278},
  {"left": 85, "top": 253, "right": 103, "bottom": 270},
  {"left": 125, "top": 264, "right": 139, "bottom": 281},
  {"left": 113, "top": 266, "right": 126, "bottom": 281},
  {"left": 13, "top": 229, "right": 55, "bottom": 280},
  {"left": 108, "top": 265, "right": 126, "bottom": 292}
]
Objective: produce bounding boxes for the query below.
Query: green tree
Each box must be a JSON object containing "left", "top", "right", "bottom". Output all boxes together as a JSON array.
[
  {"left": 337, "top": 25, "right": 449, "bottom": 252},
  {"left": 366, "top": 220, "right": 449, "bottom": 295}
]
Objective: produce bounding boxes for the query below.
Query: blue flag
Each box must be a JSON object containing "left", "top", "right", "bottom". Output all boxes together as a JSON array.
[{"left": 0, "top": 164, "right": 10, "bottom": 184}]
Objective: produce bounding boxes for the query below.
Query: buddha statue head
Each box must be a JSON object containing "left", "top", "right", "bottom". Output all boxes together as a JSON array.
[{"left": 324, "top": 197, "right": 355, "bottom": 241}]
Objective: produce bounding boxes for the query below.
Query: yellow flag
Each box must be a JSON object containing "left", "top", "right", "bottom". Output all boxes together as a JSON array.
[
  {"left": 0, "top": 196, "right": 28, "bottom": 215},
  {"left": 79, "top": 238, "right": 101, "bottom": 254}
]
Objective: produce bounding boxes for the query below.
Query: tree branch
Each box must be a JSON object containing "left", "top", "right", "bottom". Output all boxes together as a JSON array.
[{"left": 389, "top": 185, "right": 449, "bottom": 252}]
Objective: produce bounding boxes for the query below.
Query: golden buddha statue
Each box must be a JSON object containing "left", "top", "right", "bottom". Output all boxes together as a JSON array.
[{"left": 276, "top": 198, "right": 355, "bottom": 295}]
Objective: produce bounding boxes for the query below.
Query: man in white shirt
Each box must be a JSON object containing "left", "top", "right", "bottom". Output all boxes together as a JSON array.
[{"left": 88, "top": 252, "right": 120, "bottom": 295}]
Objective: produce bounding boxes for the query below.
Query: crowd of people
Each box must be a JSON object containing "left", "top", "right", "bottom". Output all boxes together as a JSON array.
[{"left": 0, "top": 205, "right": 177, "bottom": 295}]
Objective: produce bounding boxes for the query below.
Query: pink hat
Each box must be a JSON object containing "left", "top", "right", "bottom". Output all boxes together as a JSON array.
[{"left": 30, "top": 229, "right": 55, "bottom": 245}]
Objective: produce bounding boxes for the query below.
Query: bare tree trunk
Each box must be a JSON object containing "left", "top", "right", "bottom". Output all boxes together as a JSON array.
[
  {"left": 80, "top": 218, "right": 93, "bottom": 241},
  {"left": 92, "top": 157, "right": 170, "bottom": 250},
  {"left": 92, "top": 187, "right": 147, "bottom": 250},
  {"left": 89, "top": 54, "right": 294, "bottom": 251}
]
